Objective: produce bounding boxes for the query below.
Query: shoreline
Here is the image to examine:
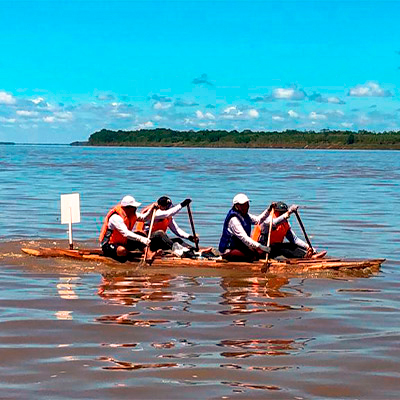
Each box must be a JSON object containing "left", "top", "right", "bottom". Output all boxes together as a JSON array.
[
  {"left": 81, "top": 128, "right": 400, "bottom": 150},
  {"left": 71, "top": 142, "right": 400, "bottom": 150}
]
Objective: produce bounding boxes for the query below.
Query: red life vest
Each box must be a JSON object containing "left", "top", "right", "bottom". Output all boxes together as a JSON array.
[
  {"left": 251, "top": 211, "right": 290, "bottom": 244},
  {"left": 99, "top": 204, "right": 137, "bottom": 245},
  {"left": 135, "top": 204, "right": 171, "bottom": 234}
]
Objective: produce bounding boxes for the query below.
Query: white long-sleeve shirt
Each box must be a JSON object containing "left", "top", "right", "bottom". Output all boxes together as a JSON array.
[
  {"left": 143, "top": 203, "right": 190, "bottom": 239},
  {"left": 153, "top": 203, "right": 183, "bottom": 220},
  {"left": 227, "top": 208, "right": 270, "bottom": 249},
  {"left": 107, "top": 208, "right": 153, "bottom": 245},
  {"left": 259, "top": 214, "right": 308, "bottom": 249}
]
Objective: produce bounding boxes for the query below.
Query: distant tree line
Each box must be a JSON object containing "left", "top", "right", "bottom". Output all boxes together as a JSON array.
[{"left": 83, "top": 128, "right": 400, "bottom": 149}]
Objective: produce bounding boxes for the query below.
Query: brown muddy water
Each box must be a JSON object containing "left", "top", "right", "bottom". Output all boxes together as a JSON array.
[{"left": 1, "top": 145, "right": 400, "bottom": 399}]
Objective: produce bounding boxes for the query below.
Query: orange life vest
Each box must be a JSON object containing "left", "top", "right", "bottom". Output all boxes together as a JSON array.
[
  {"left": 135, "top": 204, "right": 171, "bottom": 234},
  {"left": 251, "top": 224, "right": 262, "bottom": 242},
  {"left": 99, "top": 204, "right": 137, "bottom": 245},
  {"left": 251, "top": 211, "right": 290, "bottom": 244}
]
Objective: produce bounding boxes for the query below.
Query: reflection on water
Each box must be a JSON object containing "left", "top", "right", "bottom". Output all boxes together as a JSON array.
[
  {"left": 221, "top": 381, "right": 282, "bottom": 392},
  {"left": 57, "top": 276, "right": 80, "bottom": 300},
  {"left": 98, "top": 274, "right": 177, "bottom": 305},
  {"left": 0, "top": 256, "right": 399, "bottom": 399},
  {"left": 54, "top": 310, "right": 73, "bottom": 320},
  {"left": 1, "top": 146, "right": 400, "bottom": 399},
  {"left": 93, "top": 271, "right": 311, "bottom": 386},
  {"left": 218, "top": 338, "right": 307, "bottom": 358},
  {"left": 99, "top": 356, "right": 180, "bottom": 371},
  {"left": 220, "top": 276, "right": 313, "bottom": 317}
]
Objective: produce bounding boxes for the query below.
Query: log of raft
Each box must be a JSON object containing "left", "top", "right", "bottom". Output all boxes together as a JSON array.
[{"left": 21, "top": 247, "right": 385, "bottom": 274}]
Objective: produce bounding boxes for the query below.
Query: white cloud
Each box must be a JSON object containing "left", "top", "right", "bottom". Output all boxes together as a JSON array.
[
  {"left": 223, "top": 106, "right": 243, "bottom": 117},
  {"left": 43, "top": 116, "right": 55, "bottom": 123},
  {"left": 205, "top": 112, "right": 215, "bottom": 120},
  {"left": 272, "top": 115, "right": 284, "bottom": 121},
  {"left": 97, "top": 94, "right": 115, "bottom": 101},
  {"left": 31, "top": 97, "right": 45, "bottom": 105},
  {"left": 54, "top": 111, "right": 73, "bottom": 121},
  {"left": 115, "top": 113, "right": 131, "bottom": 119},
  {"left": 328, "top": 110, "right": 345, "bottom": 117},
  {"left": 0, "top": 117, "right": 16, "bottom": 123},
  {"left": 248, "top": 109, "right": 259, "bottom": 118},
  {"left": 192, "top": 73, "right": 213, "bottom": 86},
  {"left": 309, "top": 93, "right": 345, "bottom": 104},
  {"left": 272, "top": 87, "right": 306, "bottom": 100},
  {"left": 0, "top": 91, "right": 16, "bottom": 105},
  {"left": 341, "top": 122, "right": 354, "bottom": 128},
  {"left": 196, "top": 110, "right": 215, "bottom": 120},
  {"left": 138, "top": 121, "right": 154, "bottom": 129},
  {"left": 349, "top": 81, "right": 392, "bottom": 97},
  {"left": 42, "top": 112, "right": 72, "bottom": 124},
  {"left": 153, "top": 101, "right": 171, "bottom": 110},
  {"left": 16, "top": 110, "right": 39, "bottom": 117},
  {"left": 273, "top": 89, "right": 294, "bottom": 99},
  {"left": 198, "top": 121, "right": 215, "bottom": 127},
  {"left": 184, "top": 117, "right": 194, "bottom": 125},
  {"left": 326, "top": 96, "right": 344, "bottom": 104},
  {"left": 309, "top": 111, "right": 327, "bottom": 120},
  {"left": 288, "top": 110, "right": 299, "bottom": 118},
  {"left": 224, "top": 106, "right": 238, "bottom": 114}
]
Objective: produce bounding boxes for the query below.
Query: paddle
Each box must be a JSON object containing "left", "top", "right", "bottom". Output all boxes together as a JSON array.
[
  {"left": 139, "top": 207, "right": 157, "bottom": 266},
  {"left": 261, "top": 207, "right": 274, "bottom": 273},
  {"left": 294, "top": 210, "right": 313, "bottom": 253},
  {"left": 187, "top": 203, "right": 199, "bottom": 251}
]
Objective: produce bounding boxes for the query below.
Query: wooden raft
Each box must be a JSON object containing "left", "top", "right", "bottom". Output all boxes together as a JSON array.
[{"left": 21, "top": 247, "right": 385, "bottom": 274}]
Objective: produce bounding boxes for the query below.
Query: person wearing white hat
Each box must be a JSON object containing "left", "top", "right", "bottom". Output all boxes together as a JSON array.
[
  {"left": 99, "top": 195, "right": 158, "bottom": 262},
  {"left": 218, "top": 193, "right": 272, "bottom": 261}
]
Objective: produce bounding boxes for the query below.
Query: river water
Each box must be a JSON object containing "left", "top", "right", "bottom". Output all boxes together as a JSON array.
[{"left": 0, "top": 145, "right": 399, "bottom": 399}]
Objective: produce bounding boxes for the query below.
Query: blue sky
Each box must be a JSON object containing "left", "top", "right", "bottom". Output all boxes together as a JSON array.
[{"left": 0, "top": 0, "right": 399, "bottom": 143}]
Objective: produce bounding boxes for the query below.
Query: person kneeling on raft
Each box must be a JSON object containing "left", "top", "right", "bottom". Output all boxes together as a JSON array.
[
  {"left": 219, "top": 193, "right": 272, "bottom": 262},
  {"left": 136, "top": 196, "right": 198, "bottom": 256},
  {"left": 252, "top": 201, "right": 327, "bottom": 259},
  {"left": 99, "top": 195, "right": 158, "bottom": 262}
]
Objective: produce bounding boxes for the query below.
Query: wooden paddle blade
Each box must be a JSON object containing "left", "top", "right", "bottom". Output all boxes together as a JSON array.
[{"left": 261, "top": 261, "right": 270, "bottom": 273}]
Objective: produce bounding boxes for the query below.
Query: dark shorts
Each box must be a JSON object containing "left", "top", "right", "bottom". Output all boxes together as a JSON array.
[
  {"left": 269, "top": 242, "right": 307, "bottom": 259},
  {"left": 102, "top": 239, "right": 145, "bottom": 263},
  {"left": 149, "top": 230, "right": 194, "bottom": 252}
]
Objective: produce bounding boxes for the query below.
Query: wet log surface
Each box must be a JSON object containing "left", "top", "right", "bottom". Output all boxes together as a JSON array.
[{"left": 21, "top": 247, "right": 385, "bottom": 274}]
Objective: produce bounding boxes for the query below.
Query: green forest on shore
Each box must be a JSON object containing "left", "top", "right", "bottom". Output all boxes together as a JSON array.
[{"left": 77, "top": 128, "right": 400, "bottom": 149}]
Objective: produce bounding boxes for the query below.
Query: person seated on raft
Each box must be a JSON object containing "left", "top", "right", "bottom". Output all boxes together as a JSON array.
[
  {"left": 99, "top": 195, "right": 158, "bottom": 262},
  {"left": 135, "top": 196, "right": 199, "bottom": 257},
  {"left": 252, "top": 201, "right": 327, "bottom": 259},
  {"left": 218, "top": 193, "right": 272, "bottom": 262}
]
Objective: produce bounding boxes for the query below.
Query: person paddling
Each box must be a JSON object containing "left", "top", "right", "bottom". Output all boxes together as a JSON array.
[
  {"left": 252, "top": 201, "right": 327, "bottom": 259},
  {"left": 218, "top": 193, "right": 271, "bottom": 262},
  {"left": 99, "top": 195, "right": 158, "bottom": 262},
  {"left": 136, "top": 196, "right": 199, "bottom": 256}
]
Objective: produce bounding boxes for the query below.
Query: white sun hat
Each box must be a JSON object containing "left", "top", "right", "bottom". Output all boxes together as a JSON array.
[
  {"left": 232, "top": 193, "right": 250, "bottom": 205},
  {"left": 121, "top": 195, "right": 141, "bottom": 208}
]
